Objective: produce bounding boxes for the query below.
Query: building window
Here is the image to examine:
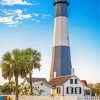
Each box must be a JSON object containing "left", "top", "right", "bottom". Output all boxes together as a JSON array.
[
  {"left": 66, "top": 87, "right": 73, "bottom": 94},
  {"left": 75, "top": 79, "right": 78, "bottom": 84},
  {"left": 70, "top": 79, "right": 73, "bottom": 84},
  {"left": 85, "top": 90, "right": 90, "bottom": 95},
  {"left": 57, "top": 87, "right": 61, "bottom": 94},
  {"left": 75, "top": 87, "right": 81, "bottom": 94}
]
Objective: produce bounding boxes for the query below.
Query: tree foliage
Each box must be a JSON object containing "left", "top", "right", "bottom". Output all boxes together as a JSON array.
[
  {"left": 0, "top": 48, "right": 41, "bottom": 100},
  {"left": 19, "top": 86, "right": 44, "bottom": 96},
  {"left": 24, "top": 48, "right": 41, "bottom": 94},
  {"left": 1, "top": 81, "right": 15, "bottom": 95},
  {"left": 94, "top": 83, "right": 100, "bottom": 96}
]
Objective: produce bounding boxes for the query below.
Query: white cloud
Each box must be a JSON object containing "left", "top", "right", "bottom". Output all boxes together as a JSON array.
[
  {"left": 31, "top": 19, "right": 40, "bottom": 23},
  {"left": 0, "top": 9, "right": 32, "bottom": 25},
  {"left": 32, "top": 1, "right": 40, "bottom": 6},
  {"left": 43, "top": 14, "right": 52, "bottom": 17},
  {"left": 0, "top": 0, "right": 32, "bottom": 5},
  {"left": 32, "top": 13, "right": 52, "bottom": 18},
  {"left": 0, "top": 9, "right": 52, "bottom": 26},
  {"left": 0, "top": 16, "right": 17, "bottom": 25},
  {"left": 15, "top": 10, "right": 32, "bottom": 19},
  {"left": 0, "top": 6, "right": 52, "bottom": 26},
  {"left": 33, "top": 13, "right": 39, "bottom": 17},
  {"left": 42, "top": 14, "right": 52, "bottom": 19},
  {"left": 31, "top": 13, "right": 52, "bottom": 23}
]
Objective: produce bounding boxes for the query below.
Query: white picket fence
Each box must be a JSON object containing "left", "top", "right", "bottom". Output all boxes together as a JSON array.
[
  {"left": 19, "top": 96, "right": 100, "bottom": 100},
  {"left": 78, "top": 97, "right": 100, "bottom": 100},
  {"left": 0, "top": 95, "right": 100, "bottom": 100},
  {"left": 19, "top": 96, "right": 78, "bottom": 100}
]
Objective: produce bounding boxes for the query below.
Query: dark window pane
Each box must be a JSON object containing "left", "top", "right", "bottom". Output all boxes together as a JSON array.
[
  {"left": 75, "top": 79, "right": 77, "bottom": 84},
  {"left": 75, "top": 87, "right": 77, "bottom": 94},
  {"left": 71, "top": 87, "right": 73, "bottom": 94},
  {"left": 66, "top": 87, "right": 68, "bottom": 94},
  {"left": 57, "top": 87, "right": 61, "bottom": 94},
  {"left": 70, "top": 79, "right": 73, "bottom": 84},
  {"left": 79, "top": 88, "right": 81, "bottom": 94}
]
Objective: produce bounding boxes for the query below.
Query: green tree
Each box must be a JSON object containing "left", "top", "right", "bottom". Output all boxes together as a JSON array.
[
  {"left": 1, "top": 49, "right": 29, "bottom": 100},
  {"left": 1, "top": 53, "right": 13, "bottom": 82},
  {"left": 19, "top": 86, "right": 44, "bottom": 96},
  {"left": 88, "top": 84, "right": 95, "bottom": 96},
  {"left": 94, "top": 83, "right": 100, "bottom": 96},
  {"left": 24, "top": 48, "right": 41, "bottom": 95},
  {"left": 1, "top": 64, "right": 12, "bottom": 82},
  {"left": 1, "top": 81, "right": 15, "bottom": 95}
]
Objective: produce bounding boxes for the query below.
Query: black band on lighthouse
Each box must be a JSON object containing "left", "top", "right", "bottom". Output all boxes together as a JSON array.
[
  {"left": 54, "top": 0, "right": 69, "bottom": 6},
  {"left": 52, "top": 46, "right": 72, "bottom": 76},
  {"left": 54, "top": 0, "right": 69, "bottom": 17}
]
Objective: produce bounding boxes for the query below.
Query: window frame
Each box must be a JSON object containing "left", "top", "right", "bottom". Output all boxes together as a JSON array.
[
  {"left": 56, "top": 87, "right": 61, "bottom": 94},
  {"left": 70, "top": 79, "right": 73, "bottom": 84},
  {"left": 75, "top": 87, "right": 82, "bottom": 94},
  {"left": 66, "top": 87, "right": 73, "bottom": 94},
  {"left": 75, "top": 79, "right": 78, "bottom": 84}
]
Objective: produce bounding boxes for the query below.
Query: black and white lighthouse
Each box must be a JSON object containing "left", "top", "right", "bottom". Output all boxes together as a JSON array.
[{"left": 50, "top": 0, "right": 72, "bottom": 79}]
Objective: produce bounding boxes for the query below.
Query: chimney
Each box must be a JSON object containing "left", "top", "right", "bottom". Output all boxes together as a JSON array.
[{"left": 54, "top": 72, "right": 56, "bottom": 78}]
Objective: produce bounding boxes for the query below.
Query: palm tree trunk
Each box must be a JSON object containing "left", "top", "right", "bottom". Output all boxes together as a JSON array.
[
  {"left": 15, "top": 74, "right": 18, "bottom": 100},
  {"left": 8, "top": 77, "right": 12, "bottom": 92},
  {"left": 29, "top": 71, "right": 33, "bottom": 95}
]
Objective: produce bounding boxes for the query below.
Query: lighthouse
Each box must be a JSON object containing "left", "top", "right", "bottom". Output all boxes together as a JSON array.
[{"left": 50, "top": 0, "right": 72, "bottom": 79}]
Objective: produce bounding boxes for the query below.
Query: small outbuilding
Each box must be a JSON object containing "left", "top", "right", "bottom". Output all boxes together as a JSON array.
[{"left": 22, "top": 78, "right": 52, "bottom": 96}]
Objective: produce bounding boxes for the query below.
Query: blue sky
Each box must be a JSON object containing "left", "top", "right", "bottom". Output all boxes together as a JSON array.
[{"left": 0, "top": 0, "right": 100, "bottom": 85}]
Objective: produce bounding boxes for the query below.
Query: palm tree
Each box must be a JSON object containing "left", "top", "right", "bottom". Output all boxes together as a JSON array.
[
  {"left": 1, "top": 49, "right": 29, "bottom": 100},
  {"left": 1, "top": 59, "right": 14, "bottom": 94},
  {"left": 1, "top": 60, "right": 13, "bottom": 82},
  {"left": 24, "top": 48, "right": 41, "bottom": 95}
]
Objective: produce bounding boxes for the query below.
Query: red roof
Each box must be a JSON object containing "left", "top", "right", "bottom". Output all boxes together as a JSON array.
[{"left": 81, "top": 80, "right": 87, "bottom": 85}]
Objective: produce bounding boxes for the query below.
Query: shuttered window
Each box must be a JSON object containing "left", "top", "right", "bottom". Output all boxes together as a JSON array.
[
  {"left": 66, "top": 87, "right": 73, "bottom": 94},
  {"left": 75, "top": 87, "right": 81, "bottom": 94}
]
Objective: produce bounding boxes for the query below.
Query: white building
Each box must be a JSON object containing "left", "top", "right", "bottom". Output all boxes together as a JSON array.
[
  {"left": 48, "top": 75, "right": 91, "bottom": 96},
  {"left": 22, "top": 75, "right": 91, "bottom": 96},
  {"left": 22, "top": 78, "right": 52, "bottom": 96}
]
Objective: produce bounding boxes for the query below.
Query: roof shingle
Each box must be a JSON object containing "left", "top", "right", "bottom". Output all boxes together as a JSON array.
[
  {"left": 26, "top": 78, "right": 47, "bottom": 83},
  {"left": 48, "top": 76, "right": 72, "bottom": 87}
]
